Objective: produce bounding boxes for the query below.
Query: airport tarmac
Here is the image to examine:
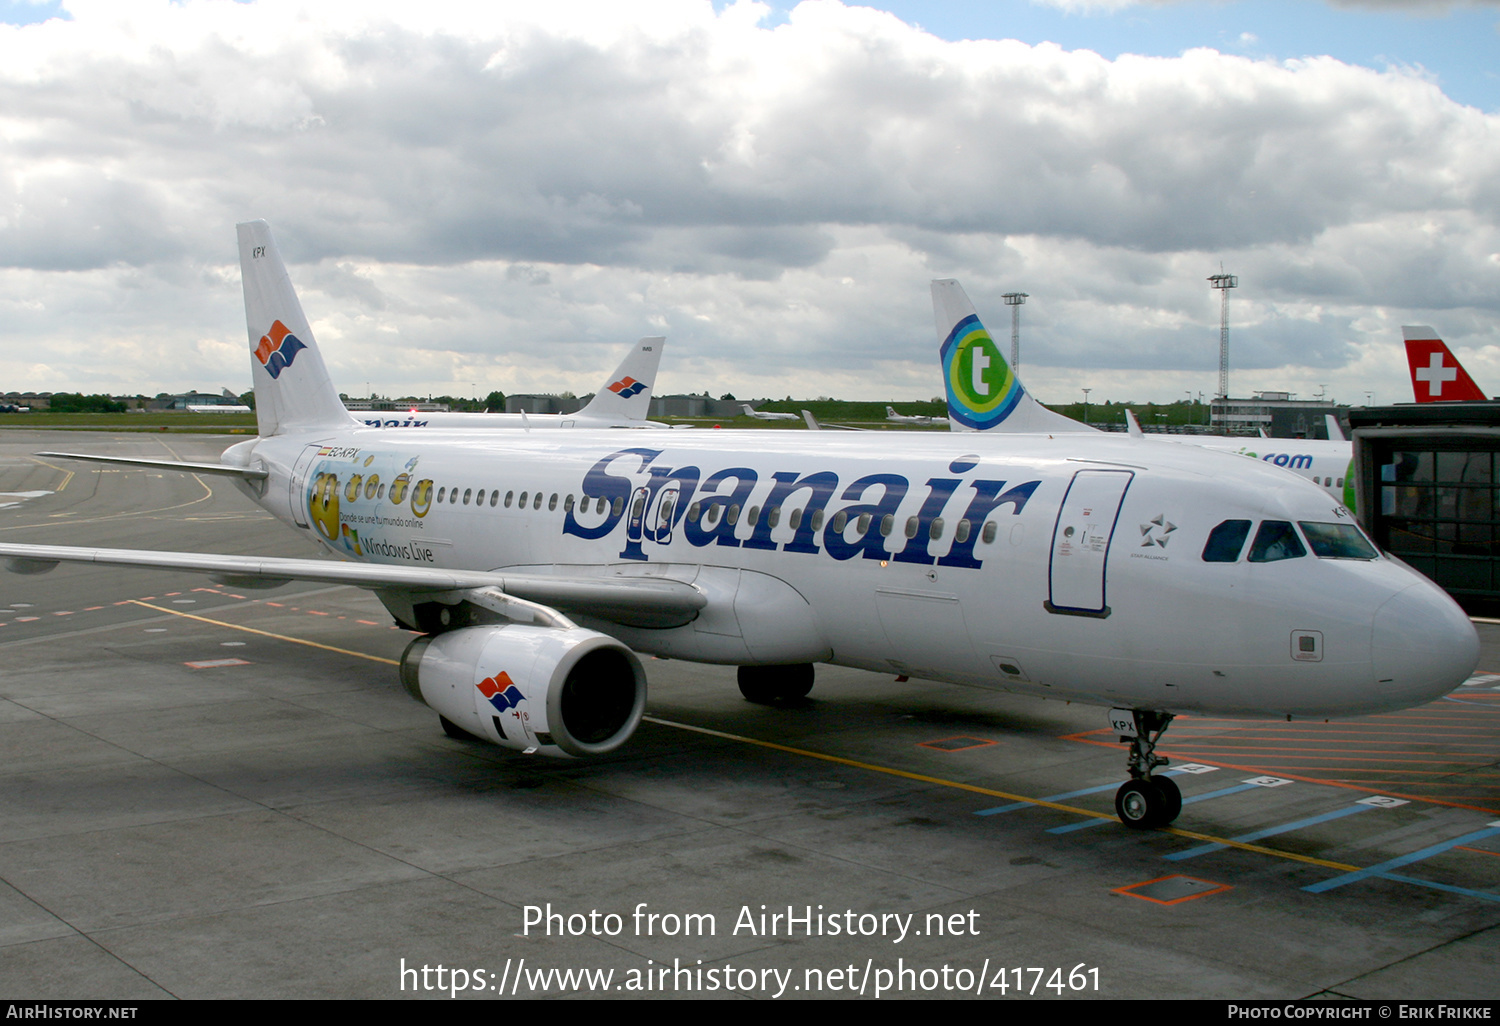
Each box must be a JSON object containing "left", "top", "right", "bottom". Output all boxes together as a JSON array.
[{"left": 1, "top": 430, "right": 1497, "bottom": 1000}]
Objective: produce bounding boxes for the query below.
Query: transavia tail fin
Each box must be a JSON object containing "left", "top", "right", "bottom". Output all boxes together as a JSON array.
[
  {"left": 579, "top": 337, "right": 665, "bottom": 421},
  {"left": 238, "top": 220, "right": 358, "bottom": 436},
  {"left": 1404, "top": 326, "right": 1486, "bottom": 403},
  {"left": 931, "top": 279, "right": 1095, "bottom": 434}
]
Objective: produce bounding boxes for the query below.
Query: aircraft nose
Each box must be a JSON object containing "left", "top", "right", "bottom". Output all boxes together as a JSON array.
[{"left": 1371, "top": 582, "right": 1479, "bottom": 707}]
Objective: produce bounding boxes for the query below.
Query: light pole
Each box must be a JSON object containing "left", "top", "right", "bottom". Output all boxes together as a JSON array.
[
  {"left": 1081, "top": 387, "right": 1091, "bottom": 426},
  {"left": 1208, "top": 272, "right": 1237, "bottom": 434},
  {"left": 1003, "top": 292, "right": 1028, "bottom": 374}
]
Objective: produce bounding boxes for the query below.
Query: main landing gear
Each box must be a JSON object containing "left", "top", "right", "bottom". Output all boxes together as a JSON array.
[
  {"left": 738, "top": 663, "right": 815, "bottom": 703},
  {"left": 1112, "top": 709, "right": 1181, "bottom": 829}
]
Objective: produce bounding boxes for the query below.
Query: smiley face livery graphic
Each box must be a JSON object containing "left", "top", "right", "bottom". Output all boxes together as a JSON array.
[
  {"left": 410, "top": 479, "right": 434, "bottom": 517},
  {"left": 941, "top": 314, "right": 1023, "bottom": 430},
  {"left": 308, "top": 471, "right": 341, "bottom": 541}
]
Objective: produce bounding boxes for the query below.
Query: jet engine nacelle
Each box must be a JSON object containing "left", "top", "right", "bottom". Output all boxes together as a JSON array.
[{"left": 400, "top": 624, "right": 647, "bottom": 758}]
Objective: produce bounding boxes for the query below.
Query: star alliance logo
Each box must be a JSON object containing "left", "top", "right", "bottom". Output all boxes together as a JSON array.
[{"left": 1140, "top": 514, "right": 1176, "bottom": 548}]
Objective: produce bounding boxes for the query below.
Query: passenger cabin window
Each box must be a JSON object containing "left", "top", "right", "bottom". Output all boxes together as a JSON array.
[
  {"left": 1299, "top": 522, "right": 1378, "bottom": 560},
  {"left": 1248, "top": 521, "right": 1306, "bottom": 563},
  {"left": 1202, "top": 520, "right": 1251, "bottom": 563}
]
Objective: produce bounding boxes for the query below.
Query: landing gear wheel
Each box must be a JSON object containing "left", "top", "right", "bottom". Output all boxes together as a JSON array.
[
  {"left": 440, "top": 715, "right": 477, "bottom": 741},
  {"left": 737, "top": 664, "right": 814, "bottom": 703},
  {"left": 1115, "top": 780, "right": 1161, "bottom": 829},
  {"left": 1152, "top": 775, "right": 1182, "bottom": 824},
  {"left": 1113, "top": 777, "right": 1181, "bottom": 829}
]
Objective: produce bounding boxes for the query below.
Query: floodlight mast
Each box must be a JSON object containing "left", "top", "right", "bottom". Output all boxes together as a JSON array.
[
  {"left": 1002, "top": 292, "right": 1028, "bottom": 374},
  {"left": 1208, "top": 273, "right": 1237, "bottom": 434}
]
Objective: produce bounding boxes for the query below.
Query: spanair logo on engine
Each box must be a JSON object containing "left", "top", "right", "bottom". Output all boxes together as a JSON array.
[
  {"left": 941, "top": 314, "right": 1022, "bottom": 430},
  {"left": 608, "top": 376, "right": 647, "bottom": 398},
  {"left": 477, "top": 672, "right": 525, "bottom": 712},
  {"left": 255, "top": 320, "right": 307, "bottom": 379}
]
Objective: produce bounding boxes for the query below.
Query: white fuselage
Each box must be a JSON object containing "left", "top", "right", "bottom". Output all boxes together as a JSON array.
[{"left": 227, "top": 427, "right": 1475, "bottom": 721}]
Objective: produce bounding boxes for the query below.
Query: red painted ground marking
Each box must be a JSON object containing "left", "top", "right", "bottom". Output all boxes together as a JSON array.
[
  {"left": 184, "top": 658, "right": 252, "bottom": 669},
  {"left": 307, "top": 610, "right": 328, "bottom": 616},
  {"left": 83, "top": 606, "right": 103, "bottom": 611},
  {"left": 1113, "top": 875, "right": 1233, "bottom": 906},
  {"left": 918, "top": 736, "right": 997, "bottom": 752}
]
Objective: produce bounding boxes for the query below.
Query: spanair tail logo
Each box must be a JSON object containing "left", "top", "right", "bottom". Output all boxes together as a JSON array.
[
  {"left": 476, "top": 672, "right": 525, "bottom": 713},
  {"left": 941, "top": 314, "right": 1023, "bottom": 430},
  {"left": 255, "top": 320, "right": 307, "bottom": 380},
  {"left": 608, "top": 376, "right": 647, "bottom": 399}
]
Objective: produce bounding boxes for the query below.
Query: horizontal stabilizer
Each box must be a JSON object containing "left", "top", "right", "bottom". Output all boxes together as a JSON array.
[{"left": 35, "top": 452, "right": 268, "bottom": 480}]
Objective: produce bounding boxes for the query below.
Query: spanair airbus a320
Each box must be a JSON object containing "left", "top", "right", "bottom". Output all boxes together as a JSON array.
[{"left": 0, "top": 222, "right": 1478, "bottom": 830}]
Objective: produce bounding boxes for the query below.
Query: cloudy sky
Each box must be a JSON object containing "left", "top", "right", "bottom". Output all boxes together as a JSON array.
[{"left": 2, "top": 0, "right": 1497, "bottom": 407}]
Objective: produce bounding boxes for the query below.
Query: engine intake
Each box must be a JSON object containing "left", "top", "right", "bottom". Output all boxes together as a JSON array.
[{"left": 400, "top": 624, "right": 646, "bottom": 757}]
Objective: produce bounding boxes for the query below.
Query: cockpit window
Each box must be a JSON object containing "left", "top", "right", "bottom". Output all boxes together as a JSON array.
[
  {"left": 1299, "top": 521, "right": 1378, "bottom": 560},
  {"left": 1202, "top": 520, "right": 1251, "bottom": 562},
  {"left": 1248, "top": 521, "right": 1307, "bottom": 563}
]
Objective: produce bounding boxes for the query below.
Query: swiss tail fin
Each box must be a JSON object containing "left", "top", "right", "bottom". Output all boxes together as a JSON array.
[
  {"left": 1404, "top": 326, "right": 1485, "bottom": 403},
  {"left": 578, "top": 337, "right": 666, "bottom": 421},
  {"left": 931, "top": 279, "right": 1095, "bottom": 434},
  {"left": 238, "top": 220, "right": 357, "bottom": 437}
]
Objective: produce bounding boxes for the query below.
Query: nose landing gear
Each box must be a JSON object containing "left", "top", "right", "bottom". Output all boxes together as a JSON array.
[{"left": 1111, "top": 709, "right": 1180, "bottom": 829}]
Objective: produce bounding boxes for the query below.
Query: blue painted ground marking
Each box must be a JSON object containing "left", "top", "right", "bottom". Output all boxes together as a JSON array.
[
  {"left": 1166, "top": 803, "right": 1374, "bottom": 861},
  {"left": 1376, "top": 873, "right": 1500, "bottom": 904},
  {"left": 1304, "top": 825, "right": 1500, "bottom": 894}
]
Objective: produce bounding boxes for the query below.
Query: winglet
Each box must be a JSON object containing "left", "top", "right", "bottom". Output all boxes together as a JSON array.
[
  {"left": 1124, "top": 408, "right": 1144, "bottom": 438},
  {"left": 579, "top": 337, "right": 666, "bottom": 421},
  {"left": 1324, "top": 414, "right": 1346, "bottom": 442},
  {"left": 1404, "top": 326, "right": 1486, "bottom": 402},
  {"left": 237, "top": 221, "right": 358, "bottom": 436},
  {"left": 931, "top": 279, "right": 1094, "bottom": 434}
]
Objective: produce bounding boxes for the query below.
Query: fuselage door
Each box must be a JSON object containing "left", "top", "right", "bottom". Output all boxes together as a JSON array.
[
  {"left": 287, "top": 444, "right": 323, "bottom": 528},
  {"left": 1046, "top": 469, "right": 1134, "bottom": 617}
]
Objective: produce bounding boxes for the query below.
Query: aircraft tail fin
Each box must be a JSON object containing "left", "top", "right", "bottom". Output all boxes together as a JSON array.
[
  {"left": 1404, "top": 326, "right": 1485, "bottom": 403},
  {"left": 578, "top": 337, "right": 665, "bottom": 421},
  {"left": 1324, "top": 414, "right": 1346, "bottom": 442},
  {"left": 1124, "top": 408, "right": 1144, "bottom": 438},
  {"left": 931, "top": 279, "right": 1095, "bottom": 433},
  {"left": 801, "top": 410, "right": 821, "bottom": 431},
  {"left": 237, "top": 221, "right": 357, "bottom": 437}
]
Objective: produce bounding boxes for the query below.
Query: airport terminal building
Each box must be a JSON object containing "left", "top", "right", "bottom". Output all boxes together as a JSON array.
[{"left": 1351, "top": 402, "right": 1500, "bottom": 608}]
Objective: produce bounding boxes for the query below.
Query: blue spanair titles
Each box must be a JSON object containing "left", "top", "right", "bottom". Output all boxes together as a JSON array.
[{"left": 563, "top": 448, "right": 1040, "bottom": 567}]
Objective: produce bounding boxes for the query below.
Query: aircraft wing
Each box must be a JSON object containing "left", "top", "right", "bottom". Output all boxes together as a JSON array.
[{"left": 0, "top": 543, "right": 706, "bottom": 624}]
